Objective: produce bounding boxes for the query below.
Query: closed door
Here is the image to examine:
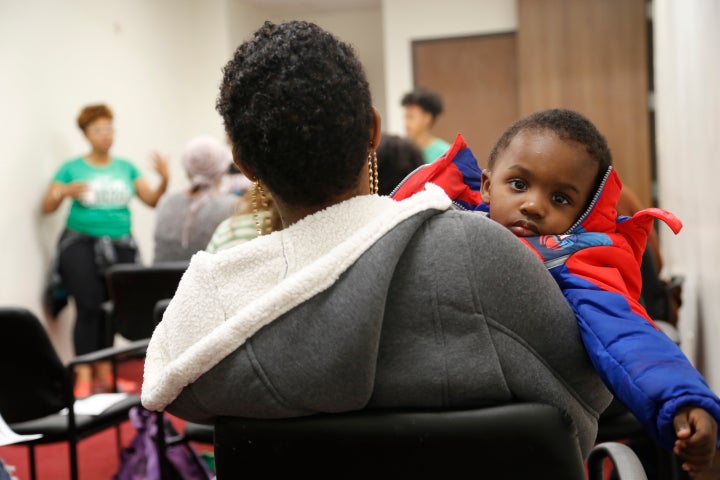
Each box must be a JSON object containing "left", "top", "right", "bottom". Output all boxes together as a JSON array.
[
  {"left": 412, "top": 33, "right": 518, "bottom": 168},
  {"left": 517, "top": 0, "right": 652, "bottom": 206}
]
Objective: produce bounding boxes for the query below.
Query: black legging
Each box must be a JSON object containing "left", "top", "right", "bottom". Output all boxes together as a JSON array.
[{"left": 58, "top": 236, "right": 136, "bottom": 355}]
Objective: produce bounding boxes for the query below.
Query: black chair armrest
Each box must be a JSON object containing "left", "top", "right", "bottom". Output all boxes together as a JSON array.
[{"left": 67, "top": 339, "right": 150, "bottom": 367}]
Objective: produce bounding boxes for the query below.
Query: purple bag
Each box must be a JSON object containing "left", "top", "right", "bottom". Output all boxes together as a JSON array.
[{"left": 114, "top": 406, "right": 213, "bottom": 480}]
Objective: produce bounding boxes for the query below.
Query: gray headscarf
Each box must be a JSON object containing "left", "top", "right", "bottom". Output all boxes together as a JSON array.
[{"left": 180, "top": 136, "right": 232, "bottom": 247}]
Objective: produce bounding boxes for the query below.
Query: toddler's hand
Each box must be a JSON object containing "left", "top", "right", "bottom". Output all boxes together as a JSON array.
[{"left": 674, "top": 406, "right": 718, "bottom": 473}]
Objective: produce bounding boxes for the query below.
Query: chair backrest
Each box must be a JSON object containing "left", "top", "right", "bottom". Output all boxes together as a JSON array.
[
  {"left": 0, "top": 307, "right": 72, "bottom": 423},
  {"left": 214, "top": 403, "right": 588, "bottom": 479},
  {"left": 105, "top": 262, "right": 188, "bottom": 340}
]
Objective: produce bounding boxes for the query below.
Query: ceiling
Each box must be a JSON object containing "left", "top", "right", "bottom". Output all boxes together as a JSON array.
[{"left": 244, "top": 0, "right": 381, "bottom": 12}]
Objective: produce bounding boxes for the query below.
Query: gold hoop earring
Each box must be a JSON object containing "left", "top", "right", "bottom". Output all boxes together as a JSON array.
[
  {"left": 368, "top": 150, "right": 378, "bottom": 195},
  {"left": 252, "top": 181, "right": 271, "bottom": 236}
]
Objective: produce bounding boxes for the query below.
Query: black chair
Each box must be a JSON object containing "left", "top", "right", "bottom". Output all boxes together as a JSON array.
[
  {"left": 0, "top": 307, "right": 148, "bottom": 480},
  {"left": 104, "top": 261, "right": 188, "bottom": 342},
  {"left": 213, "top": 402, "right": 648, "bottom": 479}
]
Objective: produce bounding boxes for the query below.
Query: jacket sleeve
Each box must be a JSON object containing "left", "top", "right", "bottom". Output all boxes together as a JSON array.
[
  {"left": 391, "top": 133, "right": 487, "bottom": 212},
  {"left": 553, "top": 246, "right": 720, "bottom": 451}
]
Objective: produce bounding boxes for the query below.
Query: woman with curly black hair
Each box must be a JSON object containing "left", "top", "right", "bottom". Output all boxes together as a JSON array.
[{"left": 142, "top": 20, "right": 611, "bottom": 458}]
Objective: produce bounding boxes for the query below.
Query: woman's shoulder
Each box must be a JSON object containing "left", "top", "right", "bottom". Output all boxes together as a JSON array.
[
  {"left": 428, "top": 208, "right": 520, "bottom": 247},
  {"left": 110, "top": 156, "right": 134, "bottom": 165},
  {"left": 56, "top": 156, "right": 85, "bottom": 170},
  {"left": 419, "top": 208, "right": 555, "bottom": 286},
  {"left": 53, "top": 157, "right": 89, "bottom": 180},
  {"left": 110, "top": 156, "right": 142, "bottom": 176},
  {"left": 155, "top": 191, "right": 188, "bottom": 211}
]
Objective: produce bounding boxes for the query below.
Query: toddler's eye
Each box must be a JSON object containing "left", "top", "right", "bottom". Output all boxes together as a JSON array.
[
  {"left": 509, "top": 179, "right": 527, "bottom": 191},
  {"left": 552, "top": 193, "right": 571, "bottom": 205}
]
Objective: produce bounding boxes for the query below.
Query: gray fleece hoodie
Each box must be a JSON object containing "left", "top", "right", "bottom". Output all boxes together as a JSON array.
[{"left": 141, "top": 184, "right": 611, "bottom": 457}]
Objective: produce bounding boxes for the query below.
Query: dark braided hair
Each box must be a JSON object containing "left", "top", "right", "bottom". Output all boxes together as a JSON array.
[
  {"left": 488, "top": 108, "right": 612, "bottom": 192},
  {"left": 216, "top": 21, "right": 373, "bottom": 207}
]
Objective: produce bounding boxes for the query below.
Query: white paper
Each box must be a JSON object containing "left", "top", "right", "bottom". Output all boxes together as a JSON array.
[
  {"left": 0, "top": 414, "right": 42, "bottom": 446},
  {"left": 59, "top": 393, "right": 130, "bottom": 416}
]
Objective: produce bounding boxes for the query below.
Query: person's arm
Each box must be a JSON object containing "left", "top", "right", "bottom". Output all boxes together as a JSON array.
[
  {"left": 553, "top": 247, "right": 720, "bottom": 452},
  {"left": 41, "top": 181, "right": 87, "bottom": 213},
  {"left": 135, "top": 151, "right": 169, "bottom": 207}
]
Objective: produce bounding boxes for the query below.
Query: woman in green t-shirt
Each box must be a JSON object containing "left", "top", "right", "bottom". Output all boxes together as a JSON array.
[{"left": 41, "top": 103, "right": 169, "bottom": 398}]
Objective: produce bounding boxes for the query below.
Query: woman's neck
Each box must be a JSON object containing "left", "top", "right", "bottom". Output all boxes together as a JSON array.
[
  {"left": 85, "top": 151, "right": 111, "bottom": 166},
  {"left": 275, "top": 183, "right": 367, "bottom": 229}
]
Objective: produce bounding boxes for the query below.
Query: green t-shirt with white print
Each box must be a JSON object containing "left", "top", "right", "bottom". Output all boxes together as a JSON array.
[{"left": 53, "top": 157, "right": 142, "bottom": 238}]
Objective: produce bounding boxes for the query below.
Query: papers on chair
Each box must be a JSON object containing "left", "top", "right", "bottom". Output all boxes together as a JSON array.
[
  {"left": 0, "top": 413, "right": 42, "bottom": 446},
  {"left": 59, "top": 393, "right": 130, "bottom": 416}
]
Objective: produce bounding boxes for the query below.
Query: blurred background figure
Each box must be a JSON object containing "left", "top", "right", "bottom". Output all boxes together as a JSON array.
[
  {"left": 40, "top": 103, "right": 169, "bottom": 397},
  {"left": 153, "top": 135, "right": 236, "bottom": 263},
  {"left": 222, "top": 162, "right": 254, "bottom": 196},
  {"left": 375, "top": 133, "right": 425, "bottom": 195},
  {"left": 401, "top": 87, "right": 451, "bottom": 164},
  {"left": 206, "top": 181, "right": 282, "bottom": 253}
]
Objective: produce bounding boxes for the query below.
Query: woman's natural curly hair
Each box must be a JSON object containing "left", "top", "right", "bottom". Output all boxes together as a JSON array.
[
  {"left": 216, "top": 21, "right": 373, "bottom": 207},
  {"left": 488, "top": 108, "right": 612, "bottom": 193},
  {"left": 77, "top": 104, "right": 113, "bottom": 131}
]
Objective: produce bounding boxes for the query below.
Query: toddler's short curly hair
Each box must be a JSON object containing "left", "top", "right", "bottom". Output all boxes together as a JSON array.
[{"left": 488, "top": 108, "right": 612, "bottom": 192}]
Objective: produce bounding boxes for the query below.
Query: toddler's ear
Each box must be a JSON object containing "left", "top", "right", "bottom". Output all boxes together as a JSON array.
[{"left": 480, "top": 169, "right": 492, "bottom": 204}]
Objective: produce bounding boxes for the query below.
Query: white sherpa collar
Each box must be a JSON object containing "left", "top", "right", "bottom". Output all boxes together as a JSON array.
[{"left": 142, "top": 184, "right": 451, "bottom": 411}]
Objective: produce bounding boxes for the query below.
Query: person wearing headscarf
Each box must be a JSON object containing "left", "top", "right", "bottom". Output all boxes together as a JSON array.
[{"left": 152, "top": 135, "right": 236, "bottom": 263}]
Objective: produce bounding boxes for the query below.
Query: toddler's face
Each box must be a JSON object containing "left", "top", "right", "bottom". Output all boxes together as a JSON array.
[{"left": 481, "top": 130, "right": 598, "bottom": 236}]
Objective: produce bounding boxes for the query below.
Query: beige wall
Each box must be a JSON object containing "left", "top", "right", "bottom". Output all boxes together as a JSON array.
[
  {"left": 245, "top": 5, "right": 387, "bottom": 123},
  {"left": 0, "top": 0, "right": 232, "bottom": 358},
  {"left": 381, "top": 0, "right": 516, "bottom": 135},
  {"left": 654, "top": 0, "right": 720, "bottom": 391}
]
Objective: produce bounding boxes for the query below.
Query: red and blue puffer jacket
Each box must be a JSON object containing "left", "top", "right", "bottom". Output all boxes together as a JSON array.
[{"left": 392, "top": 133, "right": 720, "bottom": 450}]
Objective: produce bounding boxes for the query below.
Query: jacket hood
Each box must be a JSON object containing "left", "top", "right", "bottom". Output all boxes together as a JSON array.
[
  {"left": 569, "top": 166, "right": 682, "bottom": 265},
  {"left": 142, "top": 185, "right": 453, "bottom": 412},
  {"left": 566, "top": 166, "right": 619, "bottom": 235},
  {"left": 392, "top": 134, "right": 682, "bottom": 267}
]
